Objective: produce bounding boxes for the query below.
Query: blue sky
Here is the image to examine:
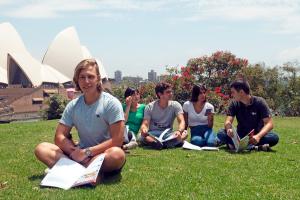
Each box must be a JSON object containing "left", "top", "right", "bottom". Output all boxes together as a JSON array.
[{"left": 1, "top": 0, "right": 300, "bottom": 78}]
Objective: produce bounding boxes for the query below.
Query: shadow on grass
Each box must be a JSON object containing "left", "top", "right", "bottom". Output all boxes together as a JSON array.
[
  {"left": 29, "top": 173, "right": 122, "bottom": 190},
  {"left": 28, "top": 174, "right": 44, "bottom": 181},
  {"left": 220, "top": 146, "right": 277, "bottom": 154},
  {"left": 101, "top": 173, "right": 122, "bottom": 185}
]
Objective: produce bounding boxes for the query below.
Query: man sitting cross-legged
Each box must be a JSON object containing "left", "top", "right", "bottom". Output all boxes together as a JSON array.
[
  {"left": 34, "top": 59, "right": 125, "bottom": 183},
  {"left": 216, "top": 79, "right": 279, "bottom": 151},
  {"left": 139, "top": 82, "right": 187, "bottom": 149}
]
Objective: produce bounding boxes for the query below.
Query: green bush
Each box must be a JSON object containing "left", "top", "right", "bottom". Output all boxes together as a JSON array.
[{"left": 42, "top": 94, "right": 69, "bottom": 120}]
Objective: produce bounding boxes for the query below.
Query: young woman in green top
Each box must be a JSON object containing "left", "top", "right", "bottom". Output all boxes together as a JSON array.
[{"left": 122, "top": 87, "right": 145, "bottom": 150}]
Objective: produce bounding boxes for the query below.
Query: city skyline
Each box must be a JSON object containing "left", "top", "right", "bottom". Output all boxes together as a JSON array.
[{"left": 1, "top": 0, "right": 300, "bottom": 79}]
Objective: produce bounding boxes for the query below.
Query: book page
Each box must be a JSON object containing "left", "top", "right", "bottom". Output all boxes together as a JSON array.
[
  {"left": 158, "top": 128, "right": 171, "bottom": 141},
  {"left": 40, "top": 157, "right": 86, "bottom": 190},
  {"left": 201, "top": 146, "right": 219, "bottom": 151},
  {"left": 182, "top": 141, "right": 219, "bottom": 151},
  {"left": 231, "top": 126, "right": 240, "bottom": 152},
  {"left": 237, "top": 129, "right": 254, "bottom": 152},
  {"left": 162, "top": 133, "right": 176, "bottom": 143},
  {"left": 238, "top": 136, "right": 250, "bottom": 151},
  {"left": 73, "top": 154, "right": 105, "bottom": 186},
  {"left": 182, "top": 141, "right": 202, "bottom": 150}
]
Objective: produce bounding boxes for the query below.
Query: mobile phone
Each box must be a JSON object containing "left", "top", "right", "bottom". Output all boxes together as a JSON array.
[{"left": 205, "top": 108, "right": 212, "bottom": 116}]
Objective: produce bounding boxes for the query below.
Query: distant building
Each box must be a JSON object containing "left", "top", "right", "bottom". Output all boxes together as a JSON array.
[
  {"left": 114, "top": 70, "right": 122, "bottom": 84},
  {"left": 148, "top": 70, "right": 157, "bottom": 82},
  {"left": 123, "top": 76, "right": 143, "bottom": 84}
]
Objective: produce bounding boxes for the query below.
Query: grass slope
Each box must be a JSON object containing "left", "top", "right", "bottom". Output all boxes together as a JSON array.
[{"left": 0, "top": 116, "right": 299, "bottom": 200}]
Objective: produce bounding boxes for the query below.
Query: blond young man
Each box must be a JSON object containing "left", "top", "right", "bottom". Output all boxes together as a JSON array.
[{"left": 35, "top": 59, "right": 125, "bottom": 181}]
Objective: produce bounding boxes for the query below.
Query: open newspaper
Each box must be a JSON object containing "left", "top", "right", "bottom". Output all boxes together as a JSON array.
[
  {"left": 40, "top": 154, "right": 105, "bottom": 190},
  {"left": 182, "top": 141, "right": 219, "bottom": 151},
  {"left": 232, "top": 127, "right": 255, "bottom": 152}
]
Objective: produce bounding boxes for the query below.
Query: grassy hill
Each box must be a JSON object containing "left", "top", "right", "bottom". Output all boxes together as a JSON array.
[{"left": 0, "top": 116, "right": 299, "bottom": 199}]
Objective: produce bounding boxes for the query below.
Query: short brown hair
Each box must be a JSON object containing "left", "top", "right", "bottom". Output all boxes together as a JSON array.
[
  {"left": 230, "top": 79, "right": 250, "bottom": 94},
  {"left": 155, "top": 82, "right": 172, "bottom": 99},
  {"left": 73, "top": 59, "right": 102, "bottom": 92}
]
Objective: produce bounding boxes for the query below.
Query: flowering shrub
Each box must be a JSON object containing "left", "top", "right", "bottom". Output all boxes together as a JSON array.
[
  {"left": 165, "top": 51, "right": 247, "bottom": 111},
  {"left": 187, "top": 51, "right": 248, "bottom": 89}
]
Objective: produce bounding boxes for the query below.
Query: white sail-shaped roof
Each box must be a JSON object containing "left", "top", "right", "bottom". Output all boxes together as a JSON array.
[
  {"left": 41, "top": 64, "right": 70, "bottom": 83},
  {"left": 0, "top": 22, "right": 27, "bottom": 71},
  {"left": 1, "top": 22, "right": 107, "bottom": 87},
  {"left": 0, "top": 22, "right": 71, "bottom": 86},
  {"left": 43, "top": 27, "right": 108, "bottom": 80},
  {"left": 81, "top": 46, "right": 92, "bottom": 59},
  {"left": 96, "top": 59, "right": 108, "bottom": 79},
  {"left": 42, "top": 27, "right": 84, "bottom": 80},
  {"left": 8, "top": 53, "right": 42, "bottom": 86}
]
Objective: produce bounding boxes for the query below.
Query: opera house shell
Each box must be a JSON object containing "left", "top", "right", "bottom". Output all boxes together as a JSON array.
[{"left": 0, "top": 22, "right": 108, "bottom": 88}]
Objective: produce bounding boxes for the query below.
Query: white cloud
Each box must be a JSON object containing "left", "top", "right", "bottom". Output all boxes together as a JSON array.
[
  {"left": 278, "top": 47, "right": 300, "bottom": 62},
  {"left": 183, "top": 0, "right": 300, "bottom": 34},
  {"left": 3, "top": 0, "right": 97, "bottom": 18},
  {"left": 1, "top": 0, "right": 170, "bottom": 19},
  {"left": 0, "top": 0, "right": 10, "bottom": 6},
  {"left": 2, "top": 0, "right": 300, "bottom": 34}
]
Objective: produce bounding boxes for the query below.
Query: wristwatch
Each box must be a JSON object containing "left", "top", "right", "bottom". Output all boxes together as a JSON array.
[{"left": 84, "top": 148, "right": 92, "bottom": 158}]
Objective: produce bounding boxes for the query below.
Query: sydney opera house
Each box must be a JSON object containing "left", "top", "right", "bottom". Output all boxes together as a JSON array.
[
  {"left": 0, "top": 22, "right": 109, "bottom": 122},
  {"left": 0, "top": 22, "right": 108, "bottom": 88}
]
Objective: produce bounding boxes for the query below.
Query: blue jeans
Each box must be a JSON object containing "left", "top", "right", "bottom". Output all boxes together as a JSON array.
[
  {"left": 216, "top": 129, "right": 279, "bottom": 147},
  {"left": 190, "top": 125, "right": 216, "bottom": 147}
]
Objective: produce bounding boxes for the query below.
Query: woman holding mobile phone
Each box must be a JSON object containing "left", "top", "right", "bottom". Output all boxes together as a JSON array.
[
  {"left": 122, "top": 87, "right": 146, "bottom": 150},
  {"left": 183, "top": 84, "right": 216, "bottom": 147}
]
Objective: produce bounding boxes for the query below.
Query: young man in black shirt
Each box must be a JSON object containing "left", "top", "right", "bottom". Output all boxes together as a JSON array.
[{"left": 216, "top": 80, "right": 279, "bottom": 151}]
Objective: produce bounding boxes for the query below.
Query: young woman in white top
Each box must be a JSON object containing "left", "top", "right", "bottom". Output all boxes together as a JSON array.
[{"left": 183, "top": 84, "right": 216, "bottom": 147}]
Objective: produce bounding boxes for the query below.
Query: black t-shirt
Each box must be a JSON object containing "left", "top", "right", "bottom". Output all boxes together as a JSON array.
[{"left": 227, "top": 96, "right": 271, "bottom": 138}]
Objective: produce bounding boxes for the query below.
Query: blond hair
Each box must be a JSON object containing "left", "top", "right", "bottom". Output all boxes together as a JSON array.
[{"left": 73, "top": 59, "right": 102, "bottom": 92}]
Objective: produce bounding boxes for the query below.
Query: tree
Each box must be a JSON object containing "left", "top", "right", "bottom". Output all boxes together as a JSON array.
[
  {"left": 187, "top": 51, "right": 248, "bottom": 91},
  {"left": 43, "top": 94, "right": 69, "bottom": 120}
]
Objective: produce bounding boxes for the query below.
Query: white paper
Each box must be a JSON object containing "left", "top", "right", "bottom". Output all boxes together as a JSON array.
[
  {"left": 200, "top": 146, "right": 219, "bottom": 151},
  {"left": 182, "top": 141, "right": 202, "bottom": 150},
  {"left": 157, "top": 128, "right": 171, "bottom": 142},
  {"left": 40, "top": 154, "right": 105, "bottom": 190},
  {"left": 73, "top": 154, "right": 105, "bottom": 186},
  {"left": 182, "top": 141, "right": 219, "bottom": 151},
  {"left": 231, "top": 126, "right": 241, "bottom": 152},
  {"left": 40, "top": 157, "right": 86, "bottom": 190}
]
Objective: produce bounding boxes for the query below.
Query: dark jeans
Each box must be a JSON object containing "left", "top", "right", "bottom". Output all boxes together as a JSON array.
[{"left": 216, "top": 128, "right": 279, "bottom": 147}]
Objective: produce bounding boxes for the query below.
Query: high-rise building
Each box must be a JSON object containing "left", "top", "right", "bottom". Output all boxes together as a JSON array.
[
  {"left": 148, "top": 69, "right": 157, "bottom": 82},
  {"left": 114, "top": 70, "right": 122, "bottom": 83}
]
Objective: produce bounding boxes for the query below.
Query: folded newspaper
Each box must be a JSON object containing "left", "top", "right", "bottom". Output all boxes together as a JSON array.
[
  {"left": 40, "top": 154, "right": 105, "bottom": 190},
  {"left": 182, "top": 141, "right": 219, "bottom": 151}
]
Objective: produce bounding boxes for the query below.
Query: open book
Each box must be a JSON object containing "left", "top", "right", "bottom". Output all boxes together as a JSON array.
[
  {"left": 40, "top": 154, "right": 105, "bottom": 190},
  {"left": 182, "top": 141, "right": 219, "bottom": 151},
  {"left": 232, "top": 127, "right": 255, "bottom": 152},
  {"left": 148, "top": 128, "right": 177, "bottom": 145}
]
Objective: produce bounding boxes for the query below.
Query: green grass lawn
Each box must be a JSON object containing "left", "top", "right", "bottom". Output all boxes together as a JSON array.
[{"left": 0, "top": 116, "right": 299, "bottom": 200}]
